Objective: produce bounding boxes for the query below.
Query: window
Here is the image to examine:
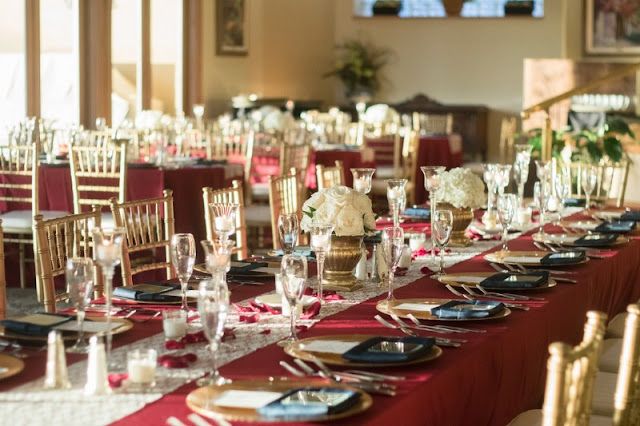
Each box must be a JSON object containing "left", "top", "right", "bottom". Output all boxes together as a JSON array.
[
  {"left": 354, "top": 0, "right": 544, "bottom": 18},
  {"left": 0, "top": 0, "right": 26, "bottom": 129}
]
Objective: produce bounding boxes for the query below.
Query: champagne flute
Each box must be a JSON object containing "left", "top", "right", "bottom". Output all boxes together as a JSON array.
[
  {"left": 196, "top": 278, "right": 231, "bottom": 386},
  {"left": 309, "top": 223, "right": 334, "bottom": 301},
  {"left": 432, "top": 210, "right": 453, "bottom": 278},
  {"left": 421, "top": 166, "right": 445, "bottom": 264},
  {"left": 581, "top": 166, "right": 598, "bottom": 211},
  {"left": 170, "top": 233, "right": 196, "bottom": 314},
  {"left": 201, "top": 239, "right": 235, "bottom": 283},
  {"left": 534, "top": 181, "right": 551, "bottom": 235},
  {"left": 278, "top": 254, "right": 308, "bottom": 347},
  {"left": 65, "top": 258, "right": 95, "bottom": 354},
  {"left": 513, "top": 144, "right": 533, "bottom": 208},
  {"left": 381, "top": 226, "right": 404, "bottom": 301},
  {"left": 386, "top": 179, "right": 407, "bottom": 228},
  {"left": 554, "top": 168, "right": 571, "bottom": 219},
  {"left": 497, "top": 194, "right": 517, "bottom": 251},
  {"left": 278, "top": 213, "right": 299, "bottom": 255}
]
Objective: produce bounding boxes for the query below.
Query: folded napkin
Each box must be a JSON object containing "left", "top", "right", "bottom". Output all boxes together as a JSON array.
[
  {"left": 0, "top": 313, "right": 73, "bottom": 336},
  {"left": 573, "top": 233, "right": 618, "bottom": 246},
  {"left": 257, "top": 387, "right": 361, "bottom": 420},
  {"left": 431, "top": 300, "right": 505, "bottom": 319},
  {"left": 229, "top": 261, "right": 268, "bottom": 274},
  {"left": 112, "top": 284, "right": 179, "bottom": 302},
  {"left": 480, "top": 271, "right": 549, "bottom": 289},
  {"left": 363, "top": 231, "right": 382, "bottom": 245},
  {"left": 563, "top": 198, "right": 586, "bottom": 207},
  {"left": 540, "top": 251, "right": 586, "bottom": 265},
  {"left": 403, "top": 207, "right": 431, "bottom": 219},
  {"left": 595, "top": 220, "right": 636, "bottom": 234},
  {"left": 620, "top": 211, "right": 640, "bottom": 222},
  {"left": 342, "top": 336, "right": 435, "bottom": 363}
]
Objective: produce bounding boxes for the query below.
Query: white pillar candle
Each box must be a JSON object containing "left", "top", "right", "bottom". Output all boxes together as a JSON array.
[
  {"left": 214, "top": 216, "right": 234, "bottom": 232},
  {"left": 409, "top": 236, "right": 426, "bottom": 252},
  {"left": 387, "top": 187, "right": 403, "bottom": 201}
]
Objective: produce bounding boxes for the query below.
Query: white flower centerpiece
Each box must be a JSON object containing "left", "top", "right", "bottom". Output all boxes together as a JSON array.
[
  {"left": 434, "top": 167, "right": 485, "bottom": 246},
  {"left": 301, "top": 186, "right": 376, "bottom": 289}
]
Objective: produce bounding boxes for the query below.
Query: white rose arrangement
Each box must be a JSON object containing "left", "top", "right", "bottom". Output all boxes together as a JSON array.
[
  {"left": 434, "top": 167, "right": 485, "bottom": 210},
  {"left": 301, "top": 186, "right": 376, "bottom": 236}
]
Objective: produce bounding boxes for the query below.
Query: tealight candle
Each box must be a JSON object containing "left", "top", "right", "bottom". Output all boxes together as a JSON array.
[
  {"left": 96, "top": 244, "right": 120, "bottom": 264},
  {"left": 162, "top": 310, "right": 187, "bottom": 340},
  {"left": 354, "top": 177, "right": 368, "bottom": 193},
  {"left": 426, "top": 177, "right": 440, "bottom": 190},
  {"left": 127, "top": 349, "right": 157, "bottom": 387},
  {"left": 311, "top": 234, "right": 330, "bottom": 250},
  {"left": 398, "top": 246, "right": 412, "bottom": 268},
  {"left": 214, "top": 216, "right": 234, "bottom": 232},
  {"left": 207, "top": 253, "right": 230, "bottom": 271},
  {"left": 387, "top": 187, "right": 404, "bottom": 201},
  {"left": 516, "top": 207, "right": 532, "bottom": 226},
  {"left": 409, "top": 235, "right": 426, "bottom": 252}
]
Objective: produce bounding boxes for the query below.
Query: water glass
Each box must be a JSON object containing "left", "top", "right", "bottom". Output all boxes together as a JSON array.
[
  {"left": 196, "top": 278, "right": 230, "bottom": 386},
  {"left": 209, "top": 203, "right": 240, "bottom": 243},
  {"left": 534, "top": 181, "right": 551, "bottom": 234},
  {"left": 162, "top": 310, "right": 187, "bottom": 341},
  {"left": 127, "top": 349, "right": 157, "bottom": 388},
  {"left": 513, "top": 144, "right": 533, "bottom": 207},
  {"left": 554, "top": 169, "right": 571, "bottom": 218},
  {"left": 278, "top": 254, "right": 308, "bottom": 347},
  {"left": 308, "top": 223, "right": 335, "bottom": 301},
  {"left": 386, "top": 179, "right": 407, "bottom": 227},
  {"left": 278, "top": 213, "right": 299, "bottom": 255},
  {"left": 170, "top": 233, "right": 196, "bottom": 313},
  {"left": 497, "top": 194, "right": 517, "bottom": 251},
  {"left": 421, "top": 166, "right": 445, "bottom": 263},
  {"left": 495, "top": 164, "right": 512, "bottom": 195},
  {"left": 581, "top": 166, "right": 598, "bottom": 210},
  {"left": 65, "top": 258, "right": 95, "bottom": 354},
  {"left": 381, "top": 227, "right": 404, "bottom": 301},
  {"left": 351, "top": 168, "right": 376, "bottom": 194},
  {"left": 432, "top": 210, "right": 453, "bottom": 278}
]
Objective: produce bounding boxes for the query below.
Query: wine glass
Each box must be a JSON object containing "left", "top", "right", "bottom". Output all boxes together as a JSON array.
[
  {"left": 554, "top": 168, "right": 571, "bottom": 219},
  {"left": 170, "top": 233, "right": 196, "bottom": 314},
  {"left": 65, "top": 258, "right": 95, "bottom": 354},
  {"left": 497, "top": 194, "right": 517, "bottom": 251},
  {"left": 482, "top": 164, "right": 499, "bottom": 227},
  {"left": 351, "top": 168, "right": 375, "bottom": 194},
  {"left": 209, "top": 203, "right": 240, "bottom": 243},
  {"left": 308, "top": 223, "right": 334, "bottom": 301},
  {"left": 201, "top": 239, "right": 235, "bottom": 282},
  {"left": 495, "top": 164, "right": 512, "bottom": 195},
  {"left": 432, "top": 210, "right": 453, "bottom": 278},
  {"left": 513, "top": 144, "right": 533, "bottom": 208},
  {"left": 196, "top": 278, "right": 230, "bottom": 386},
  {"left": 380, "top": 227, "right": 404, "bottom": 301},
  {"left": 278, "top": 254, "right": 308, "bottom": 347},
  {"left": 278, "top": 213, "right": 299, "bottom": 255},
  {"left": 534, "top": 181, "right": 551, "bottom": 235},
  {"left": 581, "top": 165, "right": 598, "bottom": 210},
  {"left": 421, "top": 166, "right": 445, "bottom": 263},
  {"left": 91, "top": 227, "right": 125, "bottom": 370},
  {"left": 386, "top": 179, "right": 407, "bottom": 227}
]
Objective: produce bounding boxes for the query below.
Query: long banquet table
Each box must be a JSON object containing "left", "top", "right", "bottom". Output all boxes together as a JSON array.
[{"left": 1, "top": 210, "right": 639, "bottom": 426}]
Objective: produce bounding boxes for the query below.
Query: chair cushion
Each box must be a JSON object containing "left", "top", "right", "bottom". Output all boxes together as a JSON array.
[
  {"left": 244, "top": 205, "right": 271, "bottom": 224},
  {"left": 605, "top": 312, "right": 627, "bottom": 339},
  {"left": 0, "top": 210, "right": 68, "bottom": 231},
  {"left": 591, "top": 371, "right": 617, "bottom": 417},
  {"left": 507, "top": 408, "right": 610, "bottom": 425},
  {"left": 598, "top": 338, "right": 622, "bottom": 373}
]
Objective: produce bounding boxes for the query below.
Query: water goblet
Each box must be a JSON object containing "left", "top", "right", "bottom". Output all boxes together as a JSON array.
[
  {"left": 278, "top": 213, "right": 299, "bottom": 255},
  {"left": 482, "top": 163, "right": 499, "bottom": 228},
  {"left": 65, "top": 258, "right": 95, "bottom": 354},
  {"left": 554, "top": 168, "right": 571, "bottom": 219},
  {"left": 196, "top": 278, "right": 231, "bottom": 386},
  {"left": 535, "top": 160, "right": 551, "bottom": 183},
  {"left": 581, "top": 165, "right": 598, "bottom": 211},
  {"left": 351, "top": 168, "right": 376, "bottom": 194},
  {"left": 513, "top": 144, "right": 533, "bottom": 207},
  {"left": 308, "top": 223, "right": 335, "bottom": 301},
  {"left": 201, "top": 239, "right": 235, "bottom": 283},
  {"left": 386, "top": 179, "right": 407, "bottom": 227},
  {"left": 421, "top": 165, "right": 445, "bottom": 263},
  {"left": 277, "top": 254, "right": 308, "bottom": 347},
  {"left": 209, "top": 203, "right": 240, "bottom": 243},
  {"left": 534, "top": 181, "right": 551, "bottom": 235},
  {"left": 432, "top": 210, "right": 453, "bottom": 278},
  {"left": 380, "top": 226, "right": 404, "bottom": 301},
  {"left": 497, "top": 194, "right": 517, "bottom": 251},
  {"left": 91, "top": 227, "right": 125, "bottom": 370},
  {"left": 170, "top": 233, "right": 196, "bottom": 314},
  {"left": 495, "top": 164, "right": 512, "bottom": 195}
]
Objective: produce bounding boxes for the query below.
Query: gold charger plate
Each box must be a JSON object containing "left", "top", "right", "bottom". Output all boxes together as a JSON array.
[
  {"left": 438, "top": 272, "right": 557, "bottom": 291},
  {"left": 186, "top": 378, "right": 372, "bottom": 423},
  {"left": 376, "top": 298, "right": 511, "bottom": 321},
  {"left": 284, "top": 334, "right": 442, "bottom": 367},
  {"left": 0, "top": 354, "right": 25, "bottom": 380},
  {"left": 484, "top": 250, "right": 589, "bottom": 267},
  {"left": 0, "top": 316, "right": 133, "bottom": 342},
  {"left": 193, "top": 263, "right": 274, "bottom": 279},
  {"left": 532, "top": 232, "right": 629, "bottom": 248}
]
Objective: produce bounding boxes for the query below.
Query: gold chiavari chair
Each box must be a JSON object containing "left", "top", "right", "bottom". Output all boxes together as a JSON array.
[
  {"left": 69, "top": 138, "right": 128, "bottom": 228},
  {"left": 280, "top": 143, "right": 311, "bottom": 199},
  {"left": 203, "top": 181, "right": 249, "bottom": 260},
  {"left": 268, "top": 172, "right": 302, "bottom": 250},
  {"left": 566, "top": 160, "right": 630, "bottom": 208},
  {"left": 411, "top": 112, "right": 453, "bottom": 135},
  {"left": 370, "top": 126, "right": 418, "bottom": 204},
  {"left": 34, "top": 207, "right": 102, "bottom": 313},
  {"left": 110, "top": 190, "right": 175, "bottom": 286},
  {"left": 0, "top": 219, "right": 6, "bottom": 320},
  {"left": 186, "top": 128, "right": 211, "bottom": 159},
  {"left": 508, "top": 310, "right": 608, "bottom": 426},
  {"left": 315, "top": 161, "right": 345, "bottom": 190}
]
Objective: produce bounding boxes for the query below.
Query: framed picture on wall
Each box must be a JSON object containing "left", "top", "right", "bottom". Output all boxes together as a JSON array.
[
  {"left": 216, "top": 0, "right": 248, "bottom": 56},
  {"left": 585, "top": 0, "right": 640, "bottom": 55}
]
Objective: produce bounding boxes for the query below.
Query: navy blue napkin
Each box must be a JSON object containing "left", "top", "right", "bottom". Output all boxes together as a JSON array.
[
  {"left": 563, "top": 198, "right": 586, "bottom": 207},
  {"left": 229, "top": 261, "right": 268, "bottom": 274},
  {"left": 112, "top": 284, "right": 178, "bottom": 302},
  {"left": 0, "top": 313, "right": 73, "bottom": 336},
  {"left": 341, "top": 336, "right": 435, "bottom": 363},
  {"left": 431, "top": 300, "right": 505, "bottom": 319},
  {"left": 403, "top": 207, "right": 431, "bottom": 219},
  {"left": 540, "top": 251, "right": 586, "bottom": 265},
  {"left": 621, "top": 211, "right": 640, "bottom": 222},
  {"left": 573, "top": 233, "right": 618, "bottom": 246},
  {"left": 257, "top": 387, "right": 360, "bottom": 420},
  {"left": 595, "top": 220, "right": 636, "bottom": 234},
  {"left": 480, "top": 271, "right": 549, "bottom": 289}
]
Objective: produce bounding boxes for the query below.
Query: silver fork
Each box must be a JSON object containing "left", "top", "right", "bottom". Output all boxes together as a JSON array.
[
  {"left": 506, "top": 262, "right": 577, "bottom": 275},
  {"left": 374, "top": 315, "right": 462, "bottom": 347},
  {"left": 460, "top": 285, "right": 531, "bottom": 310},
  {"left": 476, "top": 284, "right": 545, "bottom": 301},
  {"left": 445, "top": 284, "right": 529, "bottom": 310},
  {"left": 405, "top": 313, "right": 486, "bottom": 333},
  {"left": 508, "top": 263, "right": 578, "bottom": 282},
  {"left": 388, "top": 314, "right": 466, "bottom": 345},
  {"left": 460, "top": 284, "right": 519, "bottom": 301}
]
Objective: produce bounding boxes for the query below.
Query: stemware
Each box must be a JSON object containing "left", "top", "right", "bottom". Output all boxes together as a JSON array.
[
  {"left": 209, "top": 203, "right": 240, "bottom": 243},
  {"left": 170, "top": 233, "right": 196, "bottom": 314},
  {"left": 581, "top": 165, "right": 598, "bottom": 210},
  {"left": 421, "top": 165, "right": 446, "bottom": 263},
  {"left": 351, "top": 168, "right": 376, "bottom": 194},
  {"left": 432, "top": 210, "right": 453, "bottom": 278},
  {"left": 193, "top": 104, "right": 205, "bottom": 130},
  {"left": 65, "top": 258, "right": 95, "bottom": 354},
  {"left": 482, "top": 163, "right": 499, "bottom": 226},
  {"left": 278, "top": 254, "right": 308, "bottom": 347},
  {"left": 278, "top": 213, "right": 299, "bottom": 255},
  {"left": 554, "top": 168, "right": 571, "bottom": 219},
  {"left": 535, "top": 160, "right": 551, "bottom": 183},
  {"left": 91, "top": 227, "right": 125, "bottom": 370},
  {"left": 196, "top": 278, "right": 230, "bottom": 386},
  {"left": 386, "top": 179, "right": 407, "bottom": 228},
  {"left": 380, "top": 227, "right": 404, "bottom": 301},
  {"left": 534, "top": 181, "right": 551, "bottom": 234},
  {"left": 495, "top": 164, "right": 512, "bottom": 195},
  {"left": 497, "top": 194, "right": 517, "bottom": 251},
  {"left": 308, "top": 223, "right": 335, "bottom": 301},
  {"left": 201, "top": 239, "right": 235, "bottom": 282},
  {"left": 513, "top": 144, "right": 533, "bottom": 208}
]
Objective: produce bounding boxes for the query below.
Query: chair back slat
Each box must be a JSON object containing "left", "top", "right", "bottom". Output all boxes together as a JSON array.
[
  {"left": 0, "top": 220, "right": 6, "bottom": 319},
  {"left": 612, "top": 304, "right": 640, "bottom": 425},
  {"left": 268, "top": 172, "right": 302, "bottom": 250},
  {"left": 315, "top": 161, "right": 345, "bottom": 190},
  {"left": 203, "top": 180, "right": 248, "bottom": 260}
]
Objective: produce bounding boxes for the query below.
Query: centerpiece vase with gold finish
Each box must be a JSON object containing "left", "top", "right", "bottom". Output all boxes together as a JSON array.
[
  {"left": 438, "top": 203, "right": 473, "bottom": 247},
  {"left": 322, "top": 235, "right": 364, "bottom": 292}
]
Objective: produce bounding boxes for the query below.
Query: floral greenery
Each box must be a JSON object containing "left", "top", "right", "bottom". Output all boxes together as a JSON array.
[{"left": 323, "top": 40, "right": 392, "bottom": 95}]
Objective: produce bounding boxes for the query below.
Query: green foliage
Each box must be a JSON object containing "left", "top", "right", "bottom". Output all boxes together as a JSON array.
[{"left": 323, "top": 40, "right": 392, "bottom": 94}]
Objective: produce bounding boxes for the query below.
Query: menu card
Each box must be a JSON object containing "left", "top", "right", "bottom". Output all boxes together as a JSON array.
[
  {"left": 301, "top": 340, "right": 360, "bottom": 354},
  {"left": 213, "top": 390, "right": 284, "bottom": 409},
  {"left": 393, "top": 303, "right": 441, "bottom": 312}
]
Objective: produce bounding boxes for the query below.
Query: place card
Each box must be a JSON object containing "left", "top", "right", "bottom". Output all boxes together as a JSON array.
[
  {"left": 393, "top": 303, "right": 441, "bottom": 312},
  {"left": 213, "top": 390, "right": 284, "bottom": 409},
  {"left": 163, "top": 289, "right": 199, "bottom": 298},
  {"left": 502, "top": 256, "right": 542, "bottom": 264},
  {"left": 301, "top": 340, "right": 361, "bottom": 354},
  {"left": 53, "top": 320, "right": 122, "bottom": 333}
]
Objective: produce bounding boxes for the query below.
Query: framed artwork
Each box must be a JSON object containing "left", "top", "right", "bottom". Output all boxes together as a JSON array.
[
  {"left": 585, "top": 0, "right": 640, "bottom": 55},
  {"left": 216, "top": 0, "right": 248, "bottom": 56}
]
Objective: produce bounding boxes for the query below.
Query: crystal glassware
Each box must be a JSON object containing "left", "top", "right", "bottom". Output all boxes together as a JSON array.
[
  {"left": 482, "top": 163, "right": 499, "bottom": 228},
  {"left": 308, "top": 223, "right": 335, "bottom": 301},
  {"left": 534, "top": 181, "right": 551, "bottom": 235},
  {"left": 554, "top": 168, "right": 571, "bottom": 219},
  {"left": 209, "top": 203, "right": 240, "bottom": 243},
  {"left": 127, "top": 349, "right": 157, "bottom": 388},
  {"left": 196, "top": 278, "right": 230, "bottom": 386},
  {"left": 380, "top": 226, "right": 404, "bottom": 301},
  {"left": 65, "top": 258, "right": 95, "bottom": 354},
  {"left": 91, "top": 227, "right": 125, "bottom": 370},
  {"left": 421, "top": 165, "right": 445, "bottom": 263},
  {"left": 513, "top": 144, "right": 533, "bottom": 208},
  {"left": 497, "top": 194, "right": 517, "bottom": 251},
  {"left": 278, "top": 213, "right": 299, "bottom": 255},
  {"left": 351, "top": 168, "right": 376, "bottom": 194},
  {"left": 581, "top": 165, "right": 598, "bottom": 210},
  {"left": 495, "top": 164, "right": 512, "bottom": 195},
  {"left": 170, "top": 233, "right": 196, "bottom": 314},
  {"left": 535, "top": 160, "right": 551, "bottom": 183},
  {"left": 432, "top": 210, "right": 453, "bottom": 278},
  {"left": 201, "top": 239, "right": 235, "bottom": 283},
  {"left": 162, "top": 310, "right": 187, "bottom": 341},
  {"left": 193, "top": 104, "right": 205, "bottom": 130},
  {"left": 278, "top": 254, "right": 308, "bottom": 347},
  {"left": 386, "top": 179, "right": 407, "bottom": 228}
]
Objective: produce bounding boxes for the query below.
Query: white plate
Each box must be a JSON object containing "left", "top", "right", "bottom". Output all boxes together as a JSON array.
[{"left": 254, "top": 294, "right": 318, "bottom": 309}]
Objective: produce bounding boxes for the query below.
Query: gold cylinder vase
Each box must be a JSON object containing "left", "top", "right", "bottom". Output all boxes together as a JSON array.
[
  {"left": 438, "top": 203, "right": 473, "bottom": 247},
  {"left": 322, "top": 235, "right": 364, "bottom": 292}
]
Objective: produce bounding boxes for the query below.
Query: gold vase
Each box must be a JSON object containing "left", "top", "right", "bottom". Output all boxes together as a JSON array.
[
  {"left": 442, "top": 0, "right": 464, "bottom": 16},
  {"left": 438, "top": 203, "right": 473, "bottom": 247},
  {"left": 322, "top": 235, "right": 364, "bottom": 292}
]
